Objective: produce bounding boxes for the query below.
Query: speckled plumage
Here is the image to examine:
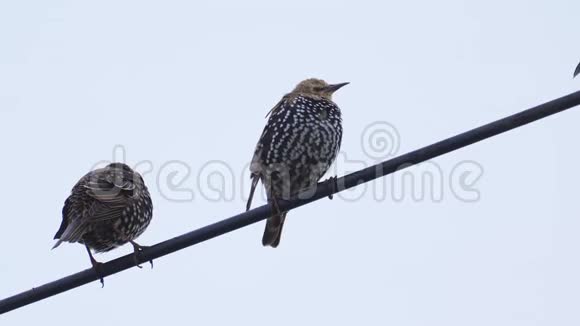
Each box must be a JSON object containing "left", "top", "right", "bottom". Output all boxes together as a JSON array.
[
  {"left": 53, "top": 163, "right": 153, "bottom": 253},
  {"left": 247, "top": 78, "right": 347, "bottom": 247}
]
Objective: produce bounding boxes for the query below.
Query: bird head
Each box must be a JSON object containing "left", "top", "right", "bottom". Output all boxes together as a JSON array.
[
  {"left": 106, "top": 162, "right": 133, "bottom": 172},
  {"left": 291, "top": 78, "right": 349, "bottom": 101},
  {"left": 103, "top": 163, "right": 143, "bottom": 190}
]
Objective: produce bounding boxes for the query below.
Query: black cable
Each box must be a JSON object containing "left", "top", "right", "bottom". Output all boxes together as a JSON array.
[{"left": 1, "top": 89, "right": 579, "bottom": 314}]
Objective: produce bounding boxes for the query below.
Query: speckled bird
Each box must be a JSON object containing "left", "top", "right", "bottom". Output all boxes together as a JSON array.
[
  {"left": 53, "top": 163, "right": 153, "bottom": 284},
  {"left": 575, "top": 61, "right": 580, "bottom": 78},
  {"left": 246, "top": 78, "right": 348, "bottom": 247}
]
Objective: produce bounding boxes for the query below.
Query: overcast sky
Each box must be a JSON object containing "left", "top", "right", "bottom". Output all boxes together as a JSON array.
[{"left": 1, "top": 1, "right": 580, "bottom": 325}]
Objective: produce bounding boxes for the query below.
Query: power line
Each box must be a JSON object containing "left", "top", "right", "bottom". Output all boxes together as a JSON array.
[{"left": 1, "top": 89, "right": 579, "bottom": 314}]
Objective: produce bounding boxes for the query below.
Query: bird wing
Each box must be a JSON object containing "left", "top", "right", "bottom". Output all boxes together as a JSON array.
[
  {"left": 264, "top": 95, "right": 288, "bottom": 118},
  {"left": 252, "top": 96, "right": 296, "bottom": 167},
  {"left": 246, "top": 174, "right": 260, "bottom": 211},
  {"left": 246, "top": 96, "right": 291, "bottom": 210},
  {"left": 53, "top": 171, "right": 94, "bottom": 247},
  {"left": 53, "top": 169, "right": 132, "bottom": 247},
  {"left": 53, "top": 196, "right": 75, "bottom": 241},
  {"left": 82, "top": 169, "right": 132, "bottom": 222},
  {"left": 252, "top": 98, "right": 290, "bottom": 175}
]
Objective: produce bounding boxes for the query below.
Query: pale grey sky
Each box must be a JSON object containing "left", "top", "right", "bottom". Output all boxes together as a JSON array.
[{"left": 1, "top": 1, "right": 580, "bottom": 325}]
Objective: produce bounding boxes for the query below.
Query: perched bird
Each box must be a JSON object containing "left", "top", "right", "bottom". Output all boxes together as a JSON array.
[
  {"left": 53, "top": 163, "right": 153, "bottom": 285},
  {"left": 246, "top": 78, "right": 348, "bottom": 247},
  {"left": 575, "top": 61, "right": 580, "bottom": 78}
]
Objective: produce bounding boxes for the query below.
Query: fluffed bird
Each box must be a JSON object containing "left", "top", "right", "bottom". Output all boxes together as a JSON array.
[
  {"left": 53, "top": 163, "right": 153, "bottom": 285},
  {"left": 246, "top": 78, "right": 347, "bottom": 247}
]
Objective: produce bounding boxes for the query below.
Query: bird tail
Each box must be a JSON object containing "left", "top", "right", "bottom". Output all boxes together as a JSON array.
[
  {"left": 52, "top": 218, "right": 69, "bottom": 249},
  {"left": 52, "top": 219, "right": 84, "bottom": 250},
  {"left": 262, "top": 212, "right": 286, "bottom": 248},
  {"left": 51, "top": 239, "right": 64, "bottom": 250},
  {"left": 246, "top": 175, "right": 259, "bottom": 211}
]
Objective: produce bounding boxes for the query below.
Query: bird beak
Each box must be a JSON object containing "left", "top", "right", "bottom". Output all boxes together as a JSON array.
[
  {"left": 574, "top": 63, "right": 580, "bottom": 78},
  {"left": 324, "top": 82, "right": 350, "bottom": 93}
]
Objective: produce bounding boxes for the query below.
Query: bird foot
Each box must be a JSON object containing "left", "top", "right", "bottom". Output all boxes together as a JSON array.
[
  {"left": 131, "top": 241, "right": 153, "bottom": 269},
  {"left": 324, "top": 176, "right": 338, "bottom": 200},
  {"left": 86, "top": 246, "right": 105, "bottom": 287},
  {"left": 90, "top": 259, "right": 105, "bottom": 288}
]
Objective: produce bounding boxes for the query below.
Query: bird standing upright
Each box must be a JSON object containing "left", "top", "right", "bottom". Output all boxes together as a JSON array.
[
  {"left": 53, "top": 163, "right": 153, "bottom": 285},
  {"left": 246, "top": 78, "right": 348, "bottom": 248},
  {"left": 575, "top": 61, "right": 580, "bottom": 78}
]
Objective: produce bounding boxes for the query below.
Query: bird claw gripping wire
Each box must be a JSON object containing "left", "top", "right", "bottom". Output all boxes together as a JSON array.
[
  {"left": 85, "top": 246, "right": 105, "bottom": 288},
  {"left": 91, "top": 262, "right": 105, "bottom": 288},
  {"left": 324, "top": 176, "right": 338, "bottom": 200},
  {"left": 131, "top": 241, "right": 153, "bottom": 269}
]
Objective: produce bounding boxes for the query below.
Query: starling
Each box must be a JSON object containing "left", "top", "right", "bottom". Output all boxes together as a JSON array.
[
  {"left": 246, "top": 78, "right": 348, "bottom": 248},
  {"left": 53, "top": 163, "right": 153, "bottom": 285},
  {"left": 575, "top": 61, "right": 580, "bottom": 78}
]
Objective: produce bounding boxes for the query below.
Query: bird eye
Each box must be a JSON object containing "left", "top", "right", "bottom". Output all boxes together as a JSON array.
[{"left": 313, "top": 86, "right": 323, "bottom": 92}]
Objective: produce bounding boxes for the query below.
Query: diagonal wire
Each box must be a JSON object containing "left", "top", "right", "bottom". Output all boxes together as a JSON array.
[{"left": 1, "top": 90, "right": 580, "bottom": 314}]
